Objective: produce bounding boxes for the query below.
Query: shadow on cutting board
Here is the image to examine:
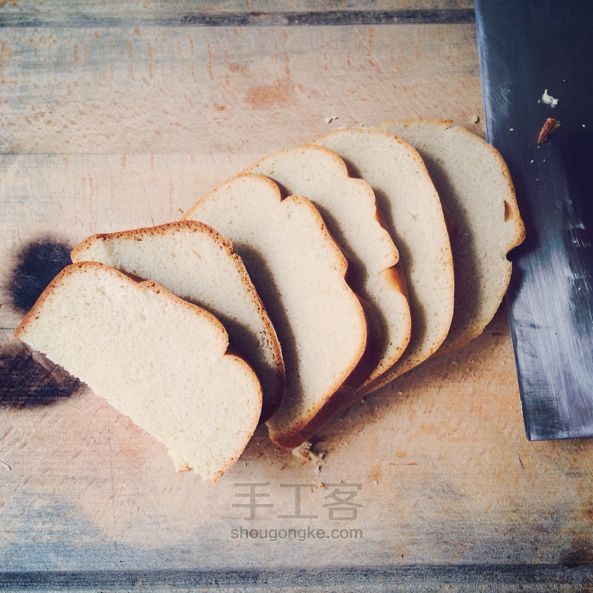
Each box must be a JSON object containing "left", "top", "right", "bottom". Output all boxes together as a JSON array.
[
  {"left": 8, "top": 237, "right": 72, "bottom": 313},
  {"left": 0, "top": 343, "right": 82, "bottom": 409},
  {"left": 1, "top": 236, "right": 81, "bottom": 409}
]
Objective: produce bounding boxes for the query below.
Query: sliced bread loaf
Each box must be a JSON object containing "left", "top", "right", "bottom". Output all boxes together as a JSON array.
[
  {"left": 71, "top": 221, "right": 284, "bottom": 422},
  {"left": 16, "top": 261, "right": 262, "bottom": 482},
  {"left": 316, "top": 129, "right": 454, "bottom": 393},
  {"left": 184, "top": 173, "right": 367, "bottom": 448},
  {"left": 381, "top": 120, "right": 525, "bottom": 352},
  {"left": 248, "top": 145, "right": 411, "bottom": 387}
]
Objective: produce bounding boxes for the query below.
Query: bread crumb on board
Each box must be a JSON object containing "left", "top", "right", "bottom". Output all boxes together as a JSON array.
[
  {"left": 540, "top": 89, "right": 559, "bottom": 108},
  {"left": 537, "top": 117, "right": 560, "bottom": 145},
  {"left": 324, "top": 115, "right": 339, "bottom": 124},
  {"left": 292, "top": 441, "right": 327, "bottom": 469},
  {"left": 170, "top": 449, "right": 193, "bottom": 473},
  {"left": 470, "top": 114, "right": 480, "bottom": 124}
]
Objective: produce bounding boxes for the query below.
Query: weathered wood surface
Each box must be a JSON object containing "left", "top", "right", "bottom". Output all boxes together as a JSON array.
[
  {"left": 0, "top": 0, "right": 475, "bottom": 27},
  {"left": 0, "top": 24, "right": 481, "bottom": 155},
  {"left": 1, "top": 2, "right": 592, "bottom": 590}
]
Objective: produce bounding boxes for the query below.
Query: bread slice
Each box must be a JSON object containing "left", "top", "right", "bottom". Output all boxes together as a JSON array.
[
  {"left": 16, "top": 261, "right": 262, "bottom": 482},
  {"left": 184, "top": 173, "right": 367, "bottom": 448},
  {"left": 316, "top": 129, "right": 454, "bottom": 393},
  {"left": 248, "top": 145, "right": 411, "bottom": 387},
  {"left": 71, "top": 221, "right": 284, "bottom": 422},
  {"left": 381, "top": 120, "right": 525, "bottom": 353}
]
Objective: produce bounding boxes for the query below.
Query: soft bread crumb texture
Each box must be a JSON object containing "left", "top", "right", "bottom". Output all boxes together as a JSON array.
[
  {"left": 248, "top": 145, "right": 410, "bottom": 385},
  {"left": 541, "top": 89, "right": 559, "bottom": 108},
  {"left": 316, "top": 129, "right": 454, "bottom": 391},
  {"left": 292, "top": 440, "right": 327, "bottom": 465},
  {"left": 381, "top": 120, "right": 525, "bottom": 352},
  {"left": 16, "top": 262, "right": 262, "bottom": 482},
  {"left": 185, "top": 174, "right": 366, "bottom": 447},
  {"left": 71, "top": 221, "right": 284, "bottom": 422}
]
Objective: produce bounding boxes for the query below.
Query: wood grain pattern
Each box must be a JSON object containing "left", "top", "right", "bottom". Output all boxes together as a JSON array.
[
  {"left": 0, "top": 24, "right": 482, "bottom": 154},
  {"left": 1, "top": 2, "right": 591, "bottom": 589}
]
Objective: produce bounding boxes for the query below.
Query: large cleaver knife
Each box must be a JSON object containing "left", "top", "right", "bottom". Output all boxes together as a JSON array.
[{"left": 475, "top": 0, "right": 593, "bottom": 440}]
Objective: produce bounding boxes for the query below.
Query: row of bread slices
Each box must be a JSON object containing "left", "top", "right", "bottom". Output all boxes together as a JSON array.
[{"left": 17, "top": 120, "right": 525, "bottom": 482}]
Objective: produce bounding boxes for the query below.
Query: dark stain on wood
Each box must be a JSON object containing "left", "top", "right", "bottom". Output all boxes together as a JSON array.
[
  {"left": 1, "top": 564, "right": 592, "bottom": 589},
  {"left": 8, "top": 238, "right": 72, "bottom": 313},
  {"left": 246, "top": 79, "right": 292, "bottom": 108},
  {"left": 0, "top": 9, "right": 475, "bottom": 29},
  {"left": 0, "top": 343, "right": 81, "bottom": 409},
  {"left": 246, "top": 57, "right": 292, "bottom": 109},
  {"left": 561, "top": 540, "right": 593, "bottom": 568}
]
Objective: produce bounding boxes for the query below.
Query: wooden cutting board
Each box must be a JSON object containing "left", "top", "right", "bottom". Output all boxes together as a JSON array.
[{"left": 1, "top": 2, "right": 592, "bottom": 590}]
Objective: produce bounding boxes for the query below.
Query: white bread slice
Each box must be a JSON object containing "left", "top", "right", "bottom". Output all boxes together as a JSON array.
[
  {"left": 381, "top": 120, "right": 525, "bottom": 353},
  {"left": 248, "top": 145, "right": 411, "bottom": 387},
  {"left": 71, "top": 221, "right": 284, "bottom": 422},
  {"left": 184, "top": 173, "right": 367, "bottom": 448},
  {"left": 16, "top": 262, "right": 262, "bottom": 482},
  {"left": 316, "top": 129, "right": 454, "bottom": 393}
]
